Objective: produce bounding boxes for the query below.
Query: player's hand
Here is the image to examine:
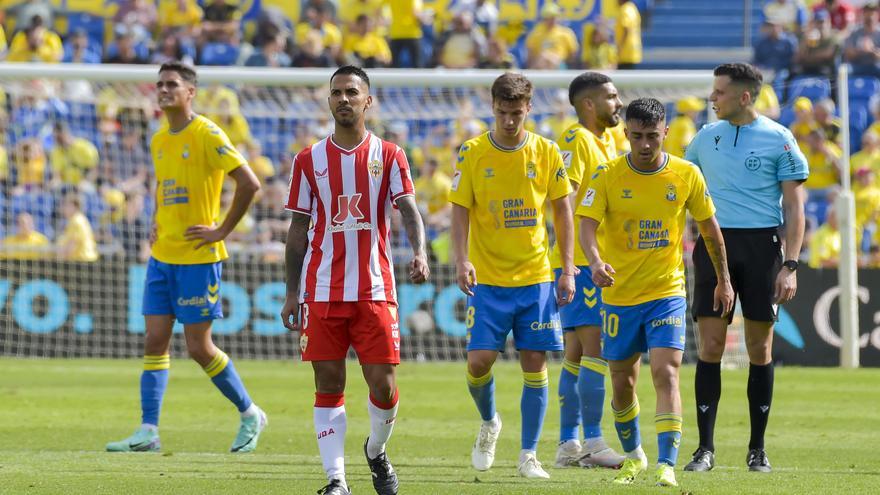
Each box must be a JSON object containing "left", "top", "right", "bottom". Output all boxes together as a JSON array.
[
  {"left": 556, "top": 273, "right": 575, "bottom": 307},
  {"left": 185, "top": 224, "right": 227, "bottom": 249},
  {"left": 280, "top": 296, "right": 300, "bottom": 332},
  {"left": 591, "top": 262, "right": 615, "bottom": 288},
  {"left": 714, "top": 278, "right": 734, "bottom": 317},
  {"left": 149, "top": 224, "right": 157, "bottom": 245},
  {"left": 456, "top": 261, "right": 477, "bottom": 296},
  {"left": 773, "top": 268, "right": 797, "bottom": 304},
  {"left": 409, "top": 253, "right": 430, "bottom": 283}
]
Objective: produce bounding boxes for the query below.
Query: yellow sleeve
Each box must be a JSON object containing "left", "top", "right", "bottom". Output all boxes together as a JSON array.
[
  {"left": 448, "top": 144, "right": 474, "bottom": 208},
  {"left": 326, "top": 24, "right": 343, "bottom": 46},
  {"left": 46, "top": 32, "right": 63, "bottom": 62},
  {"left": 686, "top": 167, "right": 716, "bottom": 222},
  {"left": 202, "top": 124, "right": 248, "bottom": 174},
  {"left": 575, "top": 165, "right": 608, "bottom": 222},
  {"left": 525, "top": 25, "right": 542, "bottom": 53},
  {"left": 547, "top": 142, "right": 572, "bottom": 200}
]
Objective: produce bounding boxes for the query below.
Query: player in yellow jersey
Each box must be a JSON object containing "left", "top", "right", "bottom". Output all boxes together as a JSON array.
[
  {"left": 450, "top": 73, "right": 575, "bottom": 480},
  {"left": 107, "top": 62, "right": 266, "bottom": 454},
  {"left": 551, "top": 72, "right": 626, "bottom": 470},
  {"left": 577, "top": 98, "right": 733, "bottom": 487}
]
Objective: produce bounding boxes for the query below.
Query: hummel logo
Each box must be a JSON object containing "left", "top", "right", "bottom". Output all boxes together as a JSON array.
[
  {"left": 760, "top": 405, "right": 770, "bottom": 413},
  {"left": 699, "top": 405, "right": 709, "bottom": 413},
  {"left": 564, "top": 134, "right": 576, "bottom": 143}
]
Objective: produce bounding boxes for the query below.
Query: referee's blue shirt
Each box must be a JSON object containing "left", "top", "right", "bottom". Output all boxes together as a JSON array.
[{"left": 685, "top": 115, "right": 809, "bottom": 229}]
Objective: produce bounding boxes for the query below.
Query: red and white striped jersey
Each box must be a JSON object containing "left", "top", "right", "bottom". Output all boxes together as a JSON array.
[{"left": 285, "top": 132, "right": 415, "bottom": 303}]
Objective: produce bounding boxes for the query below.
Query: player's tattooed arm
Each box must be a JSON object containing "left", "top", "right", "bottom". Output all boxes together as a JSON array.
[
  {"left": 281, "top": 212, "right": 311, "bottom": 331},
  {"left": 396, "top": 195, "right": 430, "bottom": 283},
  {"left": 696, "top": 216, "right": 734, "bottom": 315}
]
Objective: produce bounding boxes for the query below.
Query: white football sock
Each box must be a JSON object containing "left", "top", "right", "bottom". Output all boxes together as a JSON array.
[
  {"left": 366, "top": 395, "right": 398, "bottom": 459},
  {"left": 314, "top": 405, "right": 347, "bottom": 482}
]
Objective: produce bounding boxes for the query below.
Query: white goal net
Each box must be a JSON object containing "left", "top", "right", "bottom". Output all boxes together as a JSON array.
[{"left": 0, "top": 63, "right": 747, "bottom": 364}]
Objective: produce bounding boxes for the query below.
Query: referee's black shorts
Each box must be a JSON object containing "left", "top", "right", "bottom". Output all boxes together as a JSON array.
[{"left": 691, "top": 227, "right": 782, "bottom": 323}]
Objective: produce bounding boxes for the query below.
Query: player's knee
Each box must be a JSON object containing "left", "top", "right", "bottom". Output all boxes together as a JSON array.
[
  {"left": 745, "top": 339, "right": 772, "bottom": 365},
  {"left": 187, "top": 347, "right": 213, "bottom": 367},
  {"left": 651, "top": 365, "right": 679, "bottom": 394},
  {"left": 698, "top": 335, "right": 725, "bottom": 362},
  {"left": 609, "top": 369, "right": 636, "bottom": 395}
]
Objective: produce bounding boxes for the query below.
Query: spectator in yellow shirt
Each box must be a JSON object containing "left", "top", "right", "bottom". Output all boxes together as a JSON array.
[
  {"left": 616, "top": 0, "right": 643, "bottom": 68},
  {"left": 582, "top": 22, "right": 617, "bottom": 70},
  {"left": 789, "top": 96, "right": 816, "bottom": 146},
  {"left": 157, "top": 0, "right": 203, "bottom": 39},
  {"left": 387, "top": 0, "right": 424, "bottom": 67},
  {"left": 525, "top": 3, "right": 578, "bottom": 69},
  {"left": 242, "top": 140, "right": 276, "bottom": 183},
  {"left": 0, "top": 212, "right": 50, "bottom": 260},
  {"left": 853, "top": 167, "right": 880, "bottom": 236},
  {"left": 414, "top": 157, "right": 451, "bottom": 232},
  {"left": 850, "top": 130, "right": 880, "bottom": 184},
  {"left": 56, "top": 193, "right": 99, "bottom": 262},
  {"left": 14, "top": 139, "right": 46, "bottom": 187},
  {"left": 755, "top": 83, "right": 781, "bottom": 120},
  {"left": 803, "top": 128, "right": 841, "bottom": 191},
  {"left": 296, "top": 4, "right": 343, "bottom": 62},
  {"left": 206, "top": 92, "right": 253, "bottom": 148},
  {"left": 808, "top": 206, "right": 840, "bottom": 268},
  {"left": 434, "top": 10, "right": 487, "bottom": 68},
  {"left": 343, "top": 14, "right": 392, "bottom": 67},
  {"left": 6, "top": 15, "right": 62, "bottom": 63},
  {"left": 50, "top": 122, "right": 100, "bottom": 189},
  {"left": 664, "top": 96, "right": 705, "bottom": 158}
]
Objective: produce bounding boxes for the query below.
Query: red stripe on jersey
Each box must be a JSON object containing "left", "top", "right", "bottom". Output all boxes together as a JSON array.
[
  {"left": 327, "top": 140, "right": 346, "bottom": 301},
  {"left": 300, "top": 146, "right": 324, "bottom": 302},
  {"left": 355, "top": 141, "right": 373, "bottom": 299},
  {"left": 377, "top": 141, "right": 397, "bottom": 301}
]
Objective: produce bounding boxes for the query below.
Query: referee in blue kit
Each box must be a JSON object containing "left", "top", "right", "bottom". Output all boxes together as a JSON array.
[{"left": 682, "top": 63, "right": 809, "bottom": 473}]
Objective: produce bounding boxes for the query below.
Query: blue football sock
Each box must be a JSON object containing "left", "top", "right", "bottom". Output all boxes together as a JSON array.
[
  {"left": 656, "top": 413, "right": 683, "bottom": 466},
  {"left": 613, "top": 397, "right": 641, "bottom": 454},
  {"left": 558, "top": 359, "right": 580, "bottom": 442},
  {"left": 204, "top": 350, "right": 253, "bottom": 412},
  {"left": 521, "top": 369, "right": 549, "bottom": 451},
  {"left": 140, "top": 354, "right": 170, "bottom": 426},
  {"left": 466, "top": 370, "right": 496, "bottom": 421},
  {"left": 578, "top": 357, "right": 608, "bottom": 441}
]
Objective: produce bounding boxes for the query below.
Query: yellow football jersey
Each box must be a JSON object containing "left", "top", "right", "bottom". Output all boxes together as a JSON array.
[
  {"left": 550, "top": 123, "right": 617, "bottom": 269},
  {"left": 576, "top": 153, "right": 715, "bottom": 306},
  {"left": 150, "top": 115, "right": 248, "bottom": 265},
  {"left": 449, "top": 131, "right": 572, "bottom": 287}
]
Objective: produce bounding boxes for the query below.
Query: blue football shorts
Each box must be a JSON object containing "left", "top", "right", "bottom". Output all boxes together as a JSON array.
[
  {"left": 142, "top": 257, "right": 224, "bottom": 324},
  {"left": 465, "top": 282, "right": 563, "bottom": 352},
  {"left": 600, "top": 296, "right": 687, "bottom": 361},
  {"left": 553, "top": 266, "right": 602, "bottom": 331}
]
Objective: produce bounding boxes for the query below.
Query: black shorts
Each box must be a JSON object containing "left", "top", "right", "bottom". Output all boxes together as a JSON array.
[{"left": 692, "top": 228, "right": 782, "bottom": 323}]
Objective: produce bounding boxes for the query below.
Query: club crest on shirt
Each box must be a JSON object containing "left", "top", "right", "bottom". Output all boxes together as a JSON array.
[
  {"left": 182, "top": 144, "right": 190, "bottom": 159},
  {"left": 666, "top": 184, "right": 677, "bottom": 201},
  {"left": 368, "top": 159, "right": 382, "bottom": 178},
  {"left": 526, "top": 161, "right": 537, "bottom": 179}
]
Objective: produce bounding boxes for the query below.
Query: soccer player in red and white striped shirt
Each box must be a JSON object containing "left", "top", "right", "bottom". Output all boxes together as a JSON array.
[{"left": 281, "top": 66, "right": 429, "bottom": 495}]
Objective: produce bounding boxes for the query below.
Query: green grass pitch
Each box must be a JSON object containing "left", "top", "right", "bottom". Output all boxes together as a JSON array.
[{"left": 0, "top": 359, "right": 878, "bottom": 494}]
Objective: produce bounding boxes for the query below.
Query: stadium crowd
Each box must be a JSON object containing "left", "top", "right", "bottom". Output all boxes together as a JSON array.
[{"left": 0, "top": 0, "right": 877, "bottom": 268}]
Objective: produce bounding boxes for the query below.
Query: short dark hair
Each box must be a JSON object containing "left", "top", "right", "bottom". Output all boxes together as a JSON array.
[
  {"left": 159, "top": 61, "right": 198, "bottom": 86},
  {"left": 331, "top": 65, "right": 371, "bottom": 89},
  {"left": 568, "top": 72, "right": 612, "bottom": 105},
  {"left": 491, "top": 72, "right": 533, "bottom": 103},
  {"left": 625, "top": 97, "right": 666, "bottom": 127},
  {"left": 713, "top": 62, "right": 762, "bottom": 101}
]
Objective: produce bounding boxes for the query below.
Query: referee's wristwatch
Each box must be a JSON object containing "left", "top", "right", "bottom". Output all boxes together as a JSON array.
[{"left": 782, "top": 259, "right": 799, "bottom": 272}]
